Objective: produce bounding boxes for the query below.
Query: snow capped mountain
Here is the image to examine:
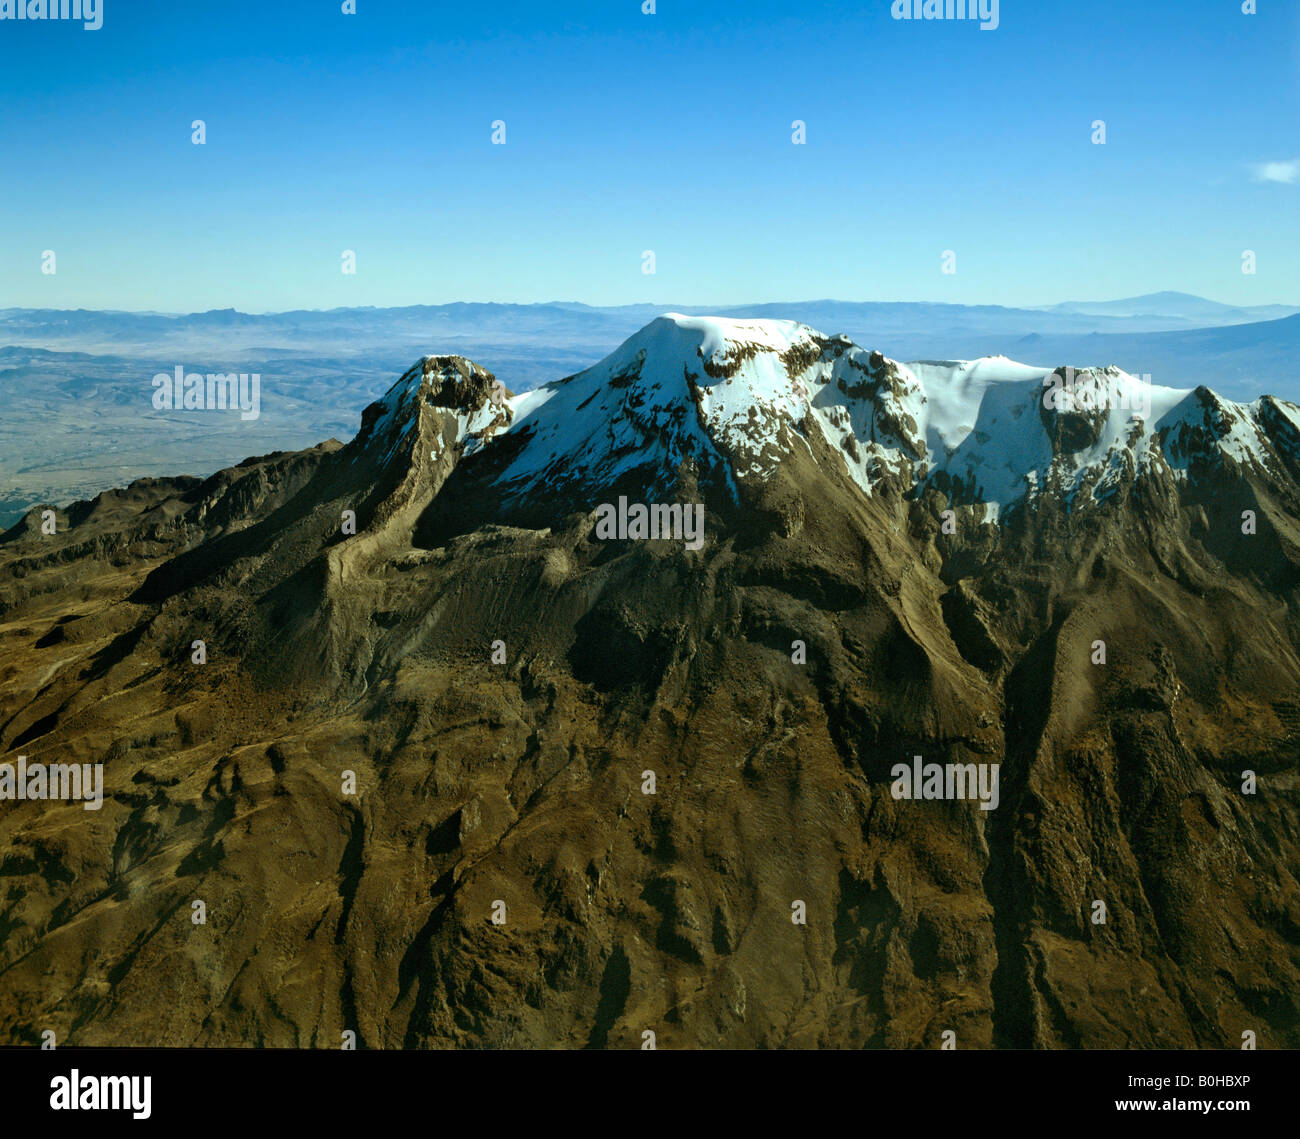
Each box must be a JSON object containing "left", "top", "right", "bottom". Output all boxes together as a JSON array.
[
  {"left": 362, "top": 314, "right": 1300, "bottom": 524},
  {"left": 12, "top": 315, "right": 1300, "bottom": 1055},
  {"left": 493, "top": 312, "right": 930, "bottom": 505}
]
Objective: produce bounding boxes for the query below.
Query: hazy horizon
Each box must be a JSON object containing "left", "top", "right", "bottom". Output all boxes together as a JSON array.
[{"left": 5, "top": 288, "right": 1300, "bottom": 318}]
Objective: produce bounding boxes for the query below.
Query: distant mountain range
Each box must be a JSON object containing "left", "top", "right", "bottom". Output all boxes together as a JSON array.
[
  {"left": 4, "top": 291, "right": 1296, "bottom": 353},
  {"left": 1028, "top": 290, "right": 1299, "bottom": 324}
]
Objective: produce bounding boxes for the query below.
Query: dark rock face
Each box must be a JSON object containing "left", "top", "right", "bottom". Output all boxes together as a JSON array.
[{"left": 0, "top": 331, "right": 1298, "bottom": 1050}]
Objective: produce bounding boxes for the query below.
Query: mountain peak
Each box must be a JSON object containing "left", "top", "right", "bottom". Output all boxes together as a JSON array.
[
  {"left": 481, "top": 313, "right": 925, "bottom": 512},
  {"left": 324, "top": 316, "right": 1300, "bottom": 541},
  {"left": 354, "top": 354, "right": 510, "bottom": 460},
  {"left": 452, "top": 316, "right": 1300, "bottom": 524}
]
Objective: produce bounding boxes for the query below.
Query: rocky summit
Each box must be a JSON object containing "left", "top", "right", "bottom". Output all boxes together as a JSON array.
[{"left": 1, "top": 314, "right": 1298, "bottom": 1049}]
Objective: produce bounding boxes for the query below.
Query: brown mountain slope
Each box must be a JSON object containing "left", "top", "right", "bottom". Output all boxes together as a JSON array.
[{"left": 1, "top": 331, "right": 1298, "bottom": 1049}]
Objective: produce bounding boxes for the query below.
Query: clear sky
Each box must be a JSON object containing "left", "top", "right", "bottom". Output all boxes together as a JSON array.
[{"left": 2, "top": 0, "right": 1298, "bottom": 311}]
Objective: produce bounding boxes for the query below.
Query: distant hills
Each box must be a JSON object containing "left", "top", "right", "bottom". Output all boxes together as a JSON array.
[
  {"left": 4, "top": 291, "right": 1296, "bottom": 355},
  {"left": 1029, "top": 289, "right": 1299, "bottom": 325}
]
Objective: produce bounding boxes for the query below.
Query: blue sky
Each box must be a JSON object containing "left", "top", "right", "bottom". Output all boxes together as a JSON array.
[{"left": 2, "top": 0, "right": 1297, "bottom": 311}]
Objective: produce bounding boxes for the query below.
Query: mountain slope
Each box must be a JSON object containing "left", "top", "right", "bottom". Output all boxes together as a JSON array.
[{"left": 1, "top": 315, "right": 1297, "bottom": 1049}]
